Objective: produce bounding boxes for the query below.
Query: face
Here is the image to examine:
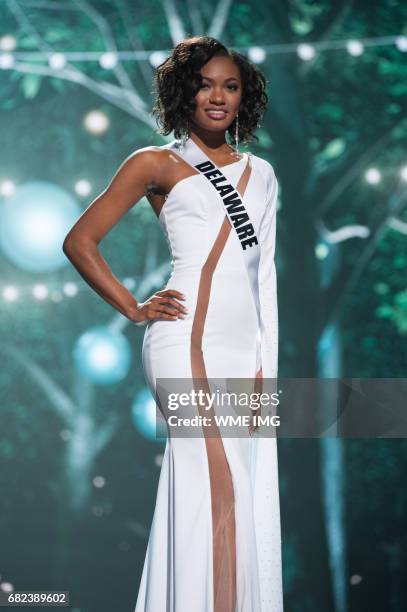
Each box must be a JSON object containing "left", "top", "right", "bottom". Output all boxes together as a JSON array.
[{"left": 191, "top": 55, "right": 242, "bottom": 132}]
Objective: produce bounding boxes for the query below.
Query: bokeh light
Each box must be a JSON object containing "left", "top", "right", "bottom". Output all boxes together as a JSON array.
[
  {"left": 0, "top": 181, "right": 81, "bottom": 272},
  {"left": 132, "top": 387, "right": 167, "bottom": 442},
  {"left": 72, "top": 326, "right": 132, "bottom": 384}
]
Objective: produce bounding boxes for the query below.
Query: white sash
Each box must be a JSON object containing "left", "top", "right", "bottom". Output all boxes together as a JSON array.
[{"left": 164, "top": 136, "right": 263, "bottom": 331}]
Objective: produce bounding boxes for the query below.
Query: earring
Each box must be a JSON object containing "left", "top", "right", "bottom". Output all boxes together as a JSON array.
[{"left": 234, "top": 113, "right": 239, "bottom": 154}]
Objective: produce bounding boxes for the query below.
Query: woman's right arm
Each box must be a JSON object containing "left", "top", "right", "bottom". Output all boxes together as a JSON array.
[{"left": 62, "top": 148, "right": 187, "bottom": 324}]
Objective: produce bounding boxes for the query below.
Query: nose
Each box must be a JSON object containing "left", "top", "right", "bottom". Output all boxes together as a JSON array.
[
  {"left": 209, "top": 87, "right": 225, "bottom": 105},
  {"left": 209, "top": 94, "right": 225, "bottom": 105}
]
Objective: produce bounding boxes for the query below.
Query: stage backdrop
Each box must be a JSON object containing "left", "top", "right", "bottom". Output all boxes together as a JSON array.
[{"left": 0, "top": 1, "right": 406, "bottom": 611}]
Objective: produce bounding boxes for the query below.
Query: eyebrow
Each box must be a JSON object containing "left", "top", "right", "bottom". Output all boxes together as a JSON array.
[{"left": 201, "top": 76, "right": 240, "bottom": 82}]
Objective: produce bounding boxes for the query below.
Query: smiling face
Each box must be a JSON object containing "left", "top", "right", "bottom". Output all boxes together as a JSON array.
[{"left": 190, "top": 54, "right": 242, "bottom": 133}]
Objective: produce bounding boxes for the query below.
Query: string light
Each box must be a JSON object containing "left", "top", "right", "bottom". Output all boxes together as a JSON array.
[
  {"left": 32, "top": 284, "right": 49, "bottom": 300},
  {"left": 99, "top": 51, "right": 118, "bottom": 69},
  {"left": 149, "top": 51, "right": 167, "bottom": 67},
  {"left": 297, "top": 43, "right": 315, "bottom": 61},
  {"left": 83, "top": 109, "right": 109, "bottom": 134},
  {"left": 64, "top": 282, "right": 79, "bottom": 297},
  {"left": 1, "top": 277, "right": 139, "bottom": 304},
  {"left": 395, "top": 36, "right": 407, "bottom": 51},
  {"left": 248, "top": 46, "right": 267, "bottom": 64},
  {"left": 48, "top": 52, "right": 66, "bottom": 70},
  {"left": 365, "top": 168, "right": 382, "bottom": 184},
  {"left": 0, "top": 34, "right": 17, "bottom": 52},
  {"left": 346, "top": 40, "right": 364, "bottom": 56},
  {"left": 0, "top": 35, "right": 404, "bottom": 70},
  {"left": 0, "top": 53, "right": 14, "bottom": 69},
  {"left": 0, "top": 33, "right": 403, "bottom": 307},
  {"left": 3, "top": 286, "right": 19, "bottom": 302},
  {"left": 75, "top": 179, "right": 92, "bottom": 197}
]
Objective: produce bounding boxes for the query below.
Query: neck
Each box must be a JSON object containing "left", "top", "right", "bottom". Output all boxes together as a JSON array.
[{"left": 188, "top": 125, "right": 229, "bottom": 153}]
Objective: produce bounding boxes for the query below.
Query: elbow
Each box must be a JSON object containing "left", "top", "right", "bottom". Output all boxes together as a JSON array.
[
  {"left": 62, "top": 232, "right": 91, "bottom": 258},
  {"left": 62, "top": 233, "right": 76, "bottom": 257},
  {"left": 62, "top": 236, "right": 70, "bottom": 256}
]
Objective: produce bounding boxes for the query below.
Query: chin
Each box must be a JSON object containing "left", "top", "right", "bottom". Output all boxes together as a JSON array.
[{"left": 197, "top": 118, "right": 231, "bottom": 132}]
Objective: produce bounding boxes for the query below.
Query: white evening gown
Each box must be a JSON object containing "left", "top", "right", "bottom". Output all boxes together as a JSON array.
[{"left": 135, "top": 136, "right": 283, "bottom": 612}]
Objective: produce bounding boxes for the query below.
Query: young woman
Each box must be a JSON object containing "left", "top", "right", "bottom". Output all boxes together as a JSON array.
[{"left": 63, "top": 36, "right": 283, "bottom": 612}]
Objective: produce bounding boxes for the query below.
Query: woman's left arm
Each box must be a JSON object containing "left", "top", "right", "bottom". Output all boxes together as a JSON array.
[{"left": 258, "top": 165, "right": 279, "bottom": 380}]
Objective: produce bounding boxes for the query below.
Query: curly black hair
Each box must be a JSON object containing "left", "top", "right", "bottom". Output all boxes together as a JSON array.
[{"left": 151, "top": 36, "right": 268, "bottom": 146}]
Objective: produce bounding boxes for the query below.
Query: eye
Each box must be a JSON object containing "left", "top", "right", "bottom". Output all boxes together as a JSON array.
[{"left": 200, "top": 83, "right": 239, "bottom": 90}]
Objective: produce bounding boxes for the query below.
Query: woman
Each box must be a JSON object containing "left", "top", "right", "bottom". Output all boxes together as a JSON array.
[{"left": 63, "top": 36, "right": 283, "bottom": 612}]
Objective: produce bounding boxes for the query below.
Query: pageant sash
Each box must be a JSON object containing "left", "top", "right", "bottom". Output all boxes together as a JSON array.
[{"left": 164, "top": 137, "right": 263, "bottom": 331}]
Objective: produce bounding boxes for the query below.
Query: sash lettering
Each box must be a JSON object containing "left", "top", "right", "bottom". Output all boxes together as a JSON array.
[{"left": 194, "top": 161, "right": 258, "bottom": 250}]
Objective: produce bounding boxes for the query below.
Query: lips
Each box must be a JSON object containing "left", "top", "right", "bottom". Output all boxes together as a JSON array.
[{"left": 205, "top": 110, "right": 227, "bottom": 119}]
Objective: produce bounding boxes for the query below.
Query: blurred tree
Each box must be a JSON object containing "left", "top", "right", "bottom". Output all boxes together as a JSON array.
[{"left": 0, "top": 1, "right": 406, "bottom": 611}]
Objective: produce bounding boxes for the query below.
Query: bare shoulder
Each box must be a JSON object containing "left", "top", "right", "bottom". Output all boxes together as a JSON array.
[
  {"left": 121, "top": 145, "right": 170, "bottom": 174},
  {"left": 119, "top": 145, "right": 173, "bottom": 191},
  {"left": 127, "top": 144, "right": 170, "bottom": 159}
]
